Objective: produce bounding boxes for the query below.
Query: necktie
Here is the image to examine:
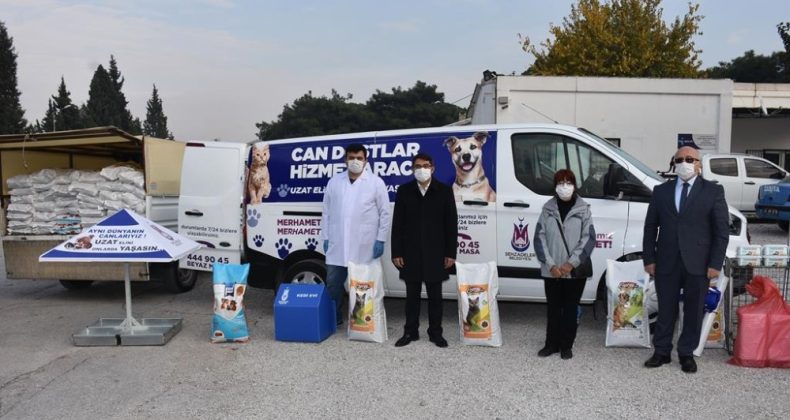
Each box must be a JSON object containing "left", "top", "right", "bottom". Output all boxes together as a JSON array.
[{"left": 679, "top": 182, "right": 689, "bottom": 212}]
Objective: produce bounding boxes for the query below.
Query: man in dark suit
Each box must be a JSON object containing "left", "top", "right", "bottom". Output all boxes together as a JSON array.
[
  {"left": 643, "top": 146, "right": 729, "bottom": 373},
  {"left": 391, "top": 152, "right": 458, "bottom": 348}
]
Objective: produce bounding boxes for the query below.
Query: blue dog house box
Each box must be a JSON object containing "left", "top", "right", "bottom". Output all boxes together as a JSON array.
[{"left": 274, "top": 283, "right": 336, "bottom": 342}]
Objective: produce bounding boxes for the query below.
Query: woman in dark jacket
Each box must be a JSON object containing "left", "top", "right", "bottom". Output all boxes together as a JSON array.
[{"left": 533, "top": 169, "right": 596, "bottom": 359}]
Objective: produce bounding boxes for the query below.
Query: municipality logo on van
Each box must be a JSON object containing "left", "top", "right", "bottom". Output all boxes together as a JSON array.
[
  {"left": 279, "top": 287, "right": 290, "bottom": 304},
  {"left": 511, "top": 218, "right": 530, "bottom": 252}
]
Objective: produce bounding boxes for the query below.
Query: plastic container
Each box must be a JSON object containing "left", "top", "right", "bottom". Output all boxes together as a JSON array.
[
  {"left": 763, "top": 256, "right": 788, "bottom": 268},
  {"left": 736, "top": 256, "right": 762, "bottom": 267},
  {"left": 737, "top": 245, "right": 762, "bottom": 257},
  {"left": 762, "top": 245, "right": 789, "bottom": 257}
]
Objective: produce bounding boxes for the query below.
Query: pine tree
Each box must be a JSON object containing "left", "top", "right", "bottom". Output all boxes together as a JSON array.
[
  {"left": 143, "top": 85, "right": 173, "bottom": 139},
  {"left": 107, "top": 55, "right": 135, "bottom": 132},
  {"left": 0, "top": 21, "right": 27, "bottom": 134},
  {"left": 85, "top": 65, "right": 121, "bottom": 127},
  {"left": 42, "top": 77, "right": 82, "bottom": 131}
]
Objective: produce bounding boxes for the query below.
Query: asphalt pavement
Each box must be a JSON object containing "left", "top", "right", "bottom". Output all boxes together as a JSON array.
[{"left": 0, "top": 222, "right": 788, "bottom": 419}]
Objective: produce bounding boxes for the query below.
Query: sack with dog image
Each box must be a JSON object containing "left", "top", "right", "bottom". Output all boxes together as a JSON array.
[
  {"left": 347, "top": 260, "right": 388, "bottom": 343},
  {"left": 211, "top": 263, "right": 250, "bottom": 343},
  {"left": 605, "top": 259, "right": 651, "bottom": 348},
  {"left": 455, "top": 261, "right": 502, "bottom": 347}
]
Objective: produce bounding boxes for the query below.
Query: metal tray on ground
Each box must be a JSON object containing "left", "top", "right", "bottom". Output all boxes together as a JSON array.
[{"left": 73, "top": 318, "right": 182, "bottom": 346}]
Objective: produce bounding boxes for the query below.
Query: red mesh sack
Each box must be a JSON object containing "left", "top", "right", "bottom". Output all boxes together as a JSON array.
[{"left": 728, "top": 276, "right": 790, "bottom": 368}]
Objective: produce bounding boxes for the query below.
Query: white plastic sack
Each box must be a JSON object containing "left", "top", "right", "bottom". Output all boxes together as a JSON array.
[
  {"left": 118, "top": 170, "right": 145, "bottom": 188},
  {"left": 29, "top": 169, "right": 57, "bottom": 184},
  {"left": 605, "top": 259, "right": 651, "bottom": 348},
  {"left": 9, "top": 188, "right": 33, "bottom": 196},
  {"left": 455, "top": 261, "right": 502, "bottom": 347},
  {"left": 78, "top": 171, "right": 105, "bottom": 183},
  {"left": 32, "top": 201, "right": 56, "bottom": 212},
  {"left": 347, "top": 260, "right": 388, "bottom": 343},
  {"left": 7, "top": 203, "right": 33, "bottom": 213},
  {"left": 6, "top": 174, "right": 32, "bottom": 189}
]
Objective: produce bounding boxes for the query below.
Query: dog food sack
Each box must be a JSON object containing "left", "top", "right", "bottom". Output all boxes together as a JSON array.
[
  {"left": 211, "top": 263, "right": 250, "bottom": 343},
  {"left": 347, "top": 260, "right": 388, "bottom": 343},
  {"left": 605, "top": 259, "right": 651, "bottom": 348},
  {"left": 456, "top": 261, "right": 502, "bottom": 347}
]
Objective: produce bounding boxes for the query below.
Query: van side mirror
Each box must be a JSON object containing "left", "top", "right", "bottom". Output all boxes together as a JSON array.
[
  {"left": 618, "top": 181, "right": 653, "bottom": 198},
  {"left": 604, "top": 163, "right": 651, "bottom": 199}
]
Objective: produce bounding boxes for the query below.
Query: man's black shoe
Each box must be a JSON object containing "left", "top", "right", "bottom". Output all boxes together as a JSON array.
[
  {"left": 429, "top": 335, "right": 448, "bottom": 348},
  {"left": 560, "top": 349, "right": 573, "bottom": 360},
  {"left": 537, "top": 346, "right": 560, "bottom": 357},
  {"left": 395, "top": 334, "right": 419, "bottom": 347},
  {"left": 679, "top": 356, "right": 697, "bottom": 373},
  {"left": 644, "top": 353, "right": 671, "bottom": 368}
]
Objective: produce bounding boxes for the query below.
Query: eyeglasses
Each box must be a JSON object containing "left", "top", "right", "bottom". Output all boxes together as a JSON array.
[
  {"left": 413, "top": 164, "right": 433, "bottom": 169},
  {"left": 673, "top": 157, "right": 699, "bottom": 164}
]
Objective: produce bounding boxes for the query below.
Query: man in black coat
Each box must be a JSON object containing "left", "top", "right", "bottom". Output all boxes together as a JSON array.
[
  {"left": 391, "top": 152, "right": 458, "bottom": 347},
  {"left": 643, "top": 146, "right": 729, "bottom": 373}
]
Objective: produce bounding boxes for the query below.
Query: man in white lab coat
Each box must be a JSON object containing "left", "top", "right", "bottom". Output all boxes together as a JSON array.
[{"left": 321, "top": 143, "right": 391, "bottom": 325}]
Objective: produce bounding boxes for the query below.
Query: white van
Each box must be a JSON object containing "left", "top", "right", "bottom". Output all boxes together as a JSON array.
[{"left": 178, "top": 124, "right": 750, "bottom": 303}]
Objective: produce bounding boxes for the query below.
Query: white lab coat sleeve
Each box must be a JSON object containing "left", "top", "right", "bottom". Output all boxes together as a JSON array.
[
  {"left": 320, "top": 178, "right": 333, "bottom": 242},
  {"left": 374, "top": 177, "right": 391, "bottom": 243}
]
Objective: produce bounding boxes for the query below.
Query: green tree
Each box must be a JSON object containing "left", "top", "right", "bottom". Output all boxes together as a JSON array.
[
  {"left": 0, "top": 21, "right": 27, "bottom": 134},
  {"left": 107, "top": 55, "right": 139, "bottom": 134},
  {"left": 143, "top": 85, "right": 172, "bottom": 138},
  {"left": 255, "top": 82, "right": 463, "bottom": 140},
  {"left": 41, "top": 77, "right": 82, "bottom": 131},
  {"left": 520, "top": 0, "right": 703, "bottom": 77},
  {"left": 256, "top": 90, "right": 373, "bottom": 140},
  {"left": 705, "top": 50, "right": 788, "bottom": 83},
  {"left": 85, "top": 64, "right": 121, "bottom": 128},
  {"left": 366, "top": 81, "right": 461, "bottom": 129},
  {"left": 779, "top": 22, "right": 790, "bottom": 53}
]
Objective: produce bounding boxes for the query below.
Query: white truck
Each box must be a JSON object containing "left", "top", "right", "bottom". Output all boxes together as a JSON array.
[
  {"left": 0, "top": 127, "right": 197, "bottom": 292},
  {"left": 701, "top": 153, "right": 788, "bottom": 216},
  {"left": 178, "top": 123, "right": 750, "bottom": 304}
]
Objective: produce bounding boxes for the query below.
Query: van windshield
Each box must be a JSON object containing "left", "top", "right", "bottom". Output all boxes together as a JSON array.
[{"left": 579, "top": 128, "right": 664, "bottom": 182}]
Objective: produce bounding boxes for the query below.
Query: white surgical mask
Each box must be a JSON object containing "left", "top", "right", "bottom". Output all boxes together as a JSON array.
[
  {"left": 556, "top": 184, "right": 574, "bottom": 201},
  {"left": 347, "top": 159, "right": 365, "bottom": 174},
  {"left": 414, "top": 168, "right": 432, "bottom": 183},
  {"left": 676, "top": 162, "right": 696, "bottom": 181}
]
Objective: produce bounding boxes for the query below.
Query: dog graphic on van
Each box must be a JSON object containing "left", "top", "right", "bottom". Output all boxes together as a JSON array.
[
  {"left": 443, "top": 132, "right": 496, "bottom": 202},
  {"left": 248, "top": 143, "right": 272, "bottom": 204}
]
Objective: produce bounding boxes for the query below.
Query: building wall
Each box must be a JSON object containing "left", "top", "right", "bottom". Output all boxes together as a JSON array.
[
  {"left": 731, "top": 117, "right": 790, "bottom": 170},
  {"left": 480, "top": 76, "right": 734, "bottom": 172}
]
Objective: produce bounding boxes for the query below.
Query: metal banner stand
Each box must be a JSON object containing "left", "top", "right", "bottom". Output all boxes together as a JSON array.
[{"left": 72, "top": 263, "right": 182, "bottom": 346}]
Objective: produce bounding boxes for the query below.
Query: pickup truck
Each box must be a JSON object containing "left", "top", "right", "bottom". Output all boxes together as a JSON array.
[
  {"left": 755, "top": 174, "right": 790, "bottom": 232},
  {"left": 701, "top": 154, "right": 788, "bottom": 216}
]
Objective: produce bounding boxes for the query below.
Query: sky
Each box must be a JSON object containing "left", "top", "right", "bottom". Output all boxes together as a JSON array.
[{"left": 2, "top": 0, "right": 788, "bottom": 142}]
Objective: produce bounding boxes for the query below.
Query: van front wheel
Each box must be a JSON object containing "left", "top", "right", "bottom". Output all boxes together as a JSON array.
[
  {"left": 282, "top": 259, "right": 326, "bottom": 286},
  {"left": 779, "top": 220, "right": 789, "bottom": 232},
  {"left": 59, "top": 280, "right": 93, "bottom": 290},
  {"left": 165, "top": 267, "right": 199, "bottom": 293}
]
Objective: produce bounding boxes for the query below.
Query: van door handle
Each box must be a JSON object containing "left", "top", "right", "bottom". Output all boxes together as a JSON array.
[
  {"left": 184, "top": 210, "right": 204, "bottom": 217},
  {"left": 463, "top": 200, "right": 489, "bottom": 206},
  {"left": 744, "top": 181, "right": 756, "bottom": 185},
  {"left": 504, "top": 202, "right": 530, "bottom": 208}
]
